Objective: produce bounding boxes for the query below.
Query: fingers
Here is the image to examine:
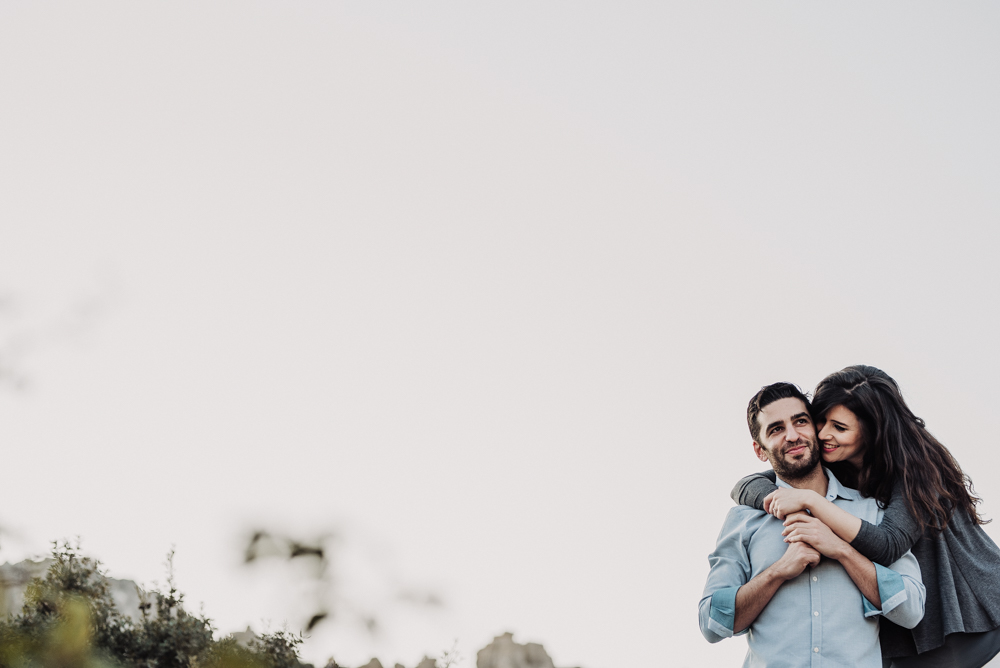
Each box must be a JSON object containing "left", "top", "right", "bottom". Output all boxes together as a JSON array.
[
  {"left": 787, "top": 542, "right": 821, "bottom": 566},
  {"left": 784, "top": 527, "right": 818, "bottom": 544},
  {"left": 785, "top": 531, "right": 816, "bottom": 544},
  {"left": 763, "top": 491, "right": 775, "bottom": 515},
  {"left": 782, "top": 517, "right": 814, "bottom": 534}
]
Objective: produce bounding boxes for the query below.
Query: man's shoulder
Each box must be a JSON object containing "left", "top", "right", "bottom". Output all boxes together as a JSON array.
[
  {"left": 726, "top": 504, "right": 769, "bottom": 520},
  {"left": 708, "top": 505, "right": 773, "bottom": 559},
  {"left": 721, "top": 504, "right": 772, "bottom": 535}
]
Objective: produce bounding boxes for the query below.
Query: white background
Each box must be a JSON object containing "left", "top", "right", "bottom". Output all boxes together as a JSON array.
[{"left": 1, "top": 3, "right": 999, "bottom": 667}]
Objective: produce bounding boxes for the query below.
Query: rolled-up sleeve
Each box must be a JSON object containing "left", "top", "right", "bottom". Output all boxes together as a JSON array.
[
  {"left": 860, "top": 551, "right": 925, "bottom": 629},
  {"left": 699, "top": 508, "right": 753, "bottom": 643}
]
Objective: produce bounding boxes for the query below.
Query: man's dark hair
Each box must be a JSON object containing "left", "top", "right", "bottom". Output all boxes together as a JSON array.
[{"left": 747, "top": 382, "right": 812, "bottom": 444}]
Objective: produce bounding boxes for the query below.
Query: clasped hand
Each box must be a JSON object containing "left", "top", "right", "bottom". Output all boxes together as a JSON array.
[
  {"left": 782, "top": 511, "right": 848, "bottom": 560},
  {"left": 763, "top": 487, "right": 819, "bottom": 520}
]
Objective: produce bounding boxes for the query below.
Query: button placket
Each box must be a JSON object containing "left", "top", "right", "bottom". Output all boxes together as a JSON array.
[{"left": 809, "top": 566, "right": 822, "bottom": 666}]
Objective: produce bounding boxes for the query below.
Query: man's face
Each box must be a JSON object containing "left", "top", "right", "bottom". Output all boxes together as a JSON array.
[{"left": 753, "top": 397, "right": 820, "bottom": 480}]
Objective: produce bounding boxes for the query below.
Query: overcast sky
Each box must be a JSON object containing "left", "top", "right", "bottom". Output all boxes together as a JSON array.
[{"left": 1, "top": 2, "right": 999, "bottom": 667}]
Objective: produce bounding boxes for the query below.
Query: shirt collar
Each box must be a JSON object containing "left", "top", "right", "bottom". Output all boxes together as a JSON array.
[{"left": 775, "top": 467, "right": 861, "bottom": 502}]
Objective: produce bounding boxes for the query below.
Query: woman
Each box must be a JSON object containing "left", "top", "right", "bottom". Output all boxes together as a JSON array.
[{"left": 732, "top": 365, "right": 1000, "bottom": 668}]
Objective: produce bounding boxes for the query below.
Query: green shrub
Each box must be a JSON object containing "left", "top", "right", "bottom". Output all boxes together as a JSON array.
[{"left": 0, "top": 543, "right": 306, "bottom": 668}]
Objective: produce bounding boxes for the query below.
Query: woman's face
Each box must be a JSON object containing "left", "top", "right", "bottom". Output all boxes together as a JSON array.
[{"left": 817, "top": 404, "right": 865, "bottom": 468}]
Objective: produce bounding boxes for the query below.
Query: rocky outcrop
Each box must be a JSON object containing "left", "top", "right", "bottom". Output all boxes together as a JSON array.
[
  {"left": 476, "top": 633, "right": 558, "bottom": 668},
  {"left": 341, "top": 632, "right": 577, "bottom": 668},
  {"left": 338, "top": 632, "right": 579, "bottom": 668},
  {"left": 231, "top": 626, "right": 259, "bottom": 648},
  {"left": 0, "top": 559, "right": 50, "bottom": 618},
  {"left": 0, "top": 559, "right": 145, "bottom": 621}
]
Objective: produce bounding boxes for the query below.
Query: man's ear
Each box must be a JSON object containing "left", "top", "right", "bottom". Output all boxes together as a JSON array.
[{"left": 752, "top": 440, "right": 769, "bottom": 463}]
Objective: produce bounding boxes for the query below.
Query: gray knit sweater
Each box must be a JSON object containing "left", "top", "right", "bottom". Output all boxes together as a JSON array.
[{"left": 732, "top": 470, "right": 1000, "bottom": 657}]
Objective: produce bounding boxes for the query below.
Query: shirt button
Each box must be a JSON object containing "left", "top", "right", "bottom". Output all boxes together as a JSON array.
[
  {"left": 812, "top": 576, "right": 818, "bottom": 581},
  {"left": 814, "top": 611, "right": 819, "bottom": 616},
  {"left": 814, "top": 647, "right": 819, "bottom": 653}
]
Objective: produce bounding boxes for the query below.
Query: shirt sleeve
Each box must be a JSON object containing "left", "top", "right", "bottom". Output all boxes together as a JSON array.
[
  {"left": 849, "top": 481, "right": 924, "bottom": 566},
  {"left": 859, "top": 550, "right": 926, "bottom": 629},
  {"left": 730, "top": 469, "right": 778, "bottom": 511},
  {"left": 699, "top": 508, "right": 754, "bottom": 643}
]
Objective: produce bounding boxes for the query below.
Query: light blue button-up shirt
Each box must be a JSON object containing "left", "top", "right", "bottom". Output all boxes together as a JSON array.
[{"left": 698, "top": 469, "right": 925, "bottom": 668}]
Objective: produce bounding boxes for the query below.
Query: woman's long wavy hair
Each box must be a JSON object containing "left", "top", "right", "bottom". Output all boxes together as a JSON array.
[{"left": 813, "top": 364, "right": 986, "bottom": 533}]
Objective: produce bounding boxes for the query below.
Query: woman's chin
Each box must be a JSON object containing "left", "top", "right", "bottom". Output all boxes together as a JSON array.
[{"left": 822, "top": 451, "right": 840, "bottom": 463}]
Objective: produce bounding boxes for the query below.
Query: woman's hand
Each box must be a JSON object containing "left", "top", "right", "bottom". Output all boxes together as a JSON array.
[
  {"left": 782, "top": 512, "right": 848, "bottom": 560},
  {"left": 763, "top": 488, "right": 820, "bottom": 520}
]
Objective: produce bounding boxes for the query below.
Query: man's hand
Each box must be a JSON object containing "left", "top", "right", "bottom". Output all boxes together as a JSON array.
[
  {"left": 769, "top": 540, "right": 822, "bottom": 581},
  {"left": 733, "top": 541, "right": 822, "bottom": 633},
  {"left": 763, "top": 488, "right": 820, "bottom": 520},
  {"left": 782, "top": 512, "right": 849, "bottom": 560}
]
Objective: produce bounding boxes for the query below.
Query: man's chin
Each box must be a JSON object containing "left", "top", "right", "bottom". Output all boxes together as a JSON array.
[{"left": 775, "top": 456, "right": 819, "bottom": 480}]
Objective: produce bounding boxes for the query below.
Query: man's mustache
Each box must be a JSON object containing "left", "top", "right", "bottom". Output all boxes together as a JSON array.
[{"left": 782, "top": 439, "right": 816, "bottom": 455}]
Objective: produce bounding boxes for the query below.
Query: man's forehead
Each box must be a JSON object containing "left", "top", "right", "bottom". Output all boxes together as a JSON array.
[{"left": 759, "top": 397, "right": 809, "bottom": 421}]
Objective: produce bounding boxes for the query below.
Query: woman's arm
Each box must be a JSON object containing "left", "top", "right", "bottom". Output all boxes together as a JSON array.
[
  {"left": 849, "top": 483, "right": 924, "bottom": 565},
  {"left": 776, "top": 482, "right": 923, "bottom": 566},
  {"left": 733, "top": 473, "right": 878, "bottom": 552},
  {"left": 774, "top": 491, "right": 864, "bottom": 545},
  {"left": 730, "top": 470, "right": 777, "bottom": 510}
]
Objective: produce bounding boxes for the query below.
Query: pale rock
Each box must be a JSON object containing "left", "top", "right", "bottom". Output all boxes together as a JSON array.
[
  {"left": 477, "top": 632, "right": 556, "bottom": 668},
  {"left": 231, "top": 626, "right": 259, "bottom": 648},
  {"left": 0, "top": 559, "right": 49, "bottom": 618},
  {"left": 0, "top": 558, "right": 145, "bottom": 621}
]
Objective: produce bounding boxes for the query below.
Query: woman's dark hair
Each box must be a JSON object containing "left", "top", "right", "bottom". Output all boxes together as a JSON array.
[{"left": 812, "top": 364, "right": 986, "bottom": 532}]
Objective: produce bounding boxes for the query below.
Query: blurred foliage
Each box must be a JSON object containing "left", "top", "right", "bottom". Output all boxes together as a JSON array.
[
  {"left": 242, "top": 529, "right": 443, "bottom": 643},
  {"left": 0, "top": 542, "right": 306, "bottom": 668}
]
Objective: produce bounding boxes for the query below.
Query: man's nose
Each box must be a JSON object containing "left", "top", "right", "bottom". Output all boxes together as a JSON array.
[{"left": 785, "top": 425, "right": 803, "bottom": 441}]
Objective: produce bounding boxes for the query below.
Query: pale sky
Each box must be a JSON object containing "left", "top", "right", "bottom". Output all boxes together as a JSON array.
[{"left": 1, "top": 3, "right": 999, "bottom": 667}]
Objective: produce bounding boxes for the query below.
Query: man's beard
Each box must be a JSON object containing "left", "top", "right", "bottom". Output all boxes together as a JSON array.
[{"left": 767, "top": 437, "right": 821, "bottom": 480}]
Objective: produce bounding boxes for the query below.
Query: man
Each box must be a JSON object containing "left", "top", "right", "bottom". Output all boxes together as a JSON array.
[{"left": 698, "top": 382, "right": 925, "bottom": 667}]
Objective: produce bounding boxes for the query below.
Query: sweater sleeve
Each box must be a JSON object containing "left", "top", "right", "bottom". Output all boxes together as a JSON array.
[
  {"left": 849, "top": 483, "right": 924, "bottom": 566},
  {"left": 730, "top": 470, "right": 778, "bottom": 511}
]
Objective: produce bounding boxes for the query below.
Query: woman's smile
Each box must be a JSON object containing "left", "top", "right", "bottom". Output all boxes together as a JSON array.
[{"left": 817, "top": 404, "right": 865, "bottom": 468}]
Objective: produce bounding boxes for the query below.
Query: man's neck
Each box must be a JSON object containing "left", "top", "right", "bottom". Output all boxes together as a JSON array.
[{"left": 778, "top": 465, "right": 828, "bottom": 497}]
